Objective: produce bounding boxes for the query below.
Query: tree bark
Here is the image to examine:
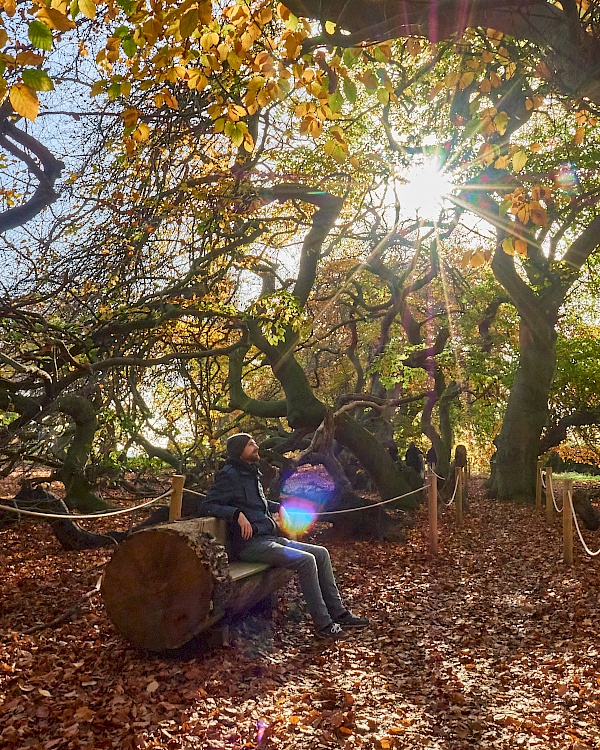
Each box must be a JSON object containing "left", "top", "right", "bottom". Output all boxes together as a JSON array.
[
  {"left": 57, "top": 395, "right": 106, "bottom": 511},
  {"left": 100, "top": 519, "right": 293, "bottom": 651},
  {"left": 282, "top": 1, "right": 600, "bottom": 104},
  {"left": 492, "top": 319, "right": 556, "bottom": 501},
  {"left": 334, "top": 411, "right": 417, "bottom": 506},
  {"left": 101, "top": 520, "right": 232, "bottom": 650}
]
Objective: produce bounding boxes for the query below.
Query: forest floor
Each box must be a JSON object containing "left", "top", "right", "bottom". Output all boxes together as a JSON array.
[{"left": 1, "top": 476, "right": 600, "bottom": 750}]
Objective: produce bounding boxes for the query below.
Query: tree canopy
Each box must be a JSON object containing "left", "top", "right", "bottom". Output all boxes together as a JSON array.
[{"left": 1, "top": 0, "right": 600, "bottom": 510}]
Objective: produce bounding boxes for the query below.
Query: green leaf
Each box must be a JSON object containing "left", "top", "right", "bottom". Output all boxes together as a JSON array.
[
  {"left": 28, "top": 20, "right": 53, "bottom": 52},
  {"left": 116, "top": 0, "right": 135, "bottom": 13},
  {"left": 107, "top": 82, "right": 121, "bottom": 101},
  {"left": 179, "top": 7, "right": 198, "bottom": 38},
  {"left": 342, "top": 48, "right": 359, "bottom": 67},
  {"left": 113, "top": 25, "right": 130, "bottom": 39},
  {"left": 284, "top": 13, "right": 298, "bottom": 31},
  {"left": 464, "top": 116, "right": 481, "bottom": 138},
  {"left": 22, "top": 68, "right": 54, "bottom": 92},
  {"left": 377, "top": 87, "right": 390, "bottom": 105},
  {"left": 70, "top": 0, "right": 79, "bottom": 18},
  {"left": 230, "top": 125, "right": 244, "bottom": 147},
  {"left": 343, "top": 78, "right": 357, "bottom": 103},
  {"left": 121, "top": 37, "right": 137, "bottom": 58},
  {"left": 328, "top": 91, "right": 343, "bottom": 113}
]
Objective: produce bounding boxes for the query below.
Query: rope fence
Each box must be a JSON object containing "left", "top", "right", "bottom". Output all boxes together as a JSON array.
[
  {"left": 536, "top": 466, "right": 600, "bottom": 565},
  {"left": 25, "top": 460, "right": 600, "bottom": 572},
  {"left": 0, "top": 488, "right": 172, "bottom": 521}
]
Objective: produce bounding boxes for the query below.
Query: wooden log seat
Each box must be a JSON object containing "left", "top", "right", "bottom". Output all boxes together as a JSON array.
[{"left": 100, "top": 517, "right": 293, "bottom": 652}]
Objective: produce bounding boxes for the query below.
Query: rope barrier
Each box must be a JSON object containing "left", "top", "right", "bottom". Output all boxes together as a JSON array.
[
  {"left": 182, "top": 487, "right": 206, "bottom": 498},
  {"left": 0, "top": 489, "right": 171, "bottom": 521},
  {"left": 548, "top": 473, "right": 563, "bottom": 512},
  {"left": 311, "top": 484, "right": 428, "bottom": 516},
  {"left": 567, "top": 488, "right": 600, "bottom": 557},
  {"left": 441, "top": 474, "right": 459, "bottom": 507}
]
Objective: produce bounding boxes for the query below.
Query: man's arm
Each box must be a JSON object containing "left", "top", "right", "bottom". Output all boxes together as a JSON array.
[
  {"left": 200, "top": 471, "right": 240, "bottom": 522},
  {"left": 201, "top": 470, "right": 254, "bottom": 540}
]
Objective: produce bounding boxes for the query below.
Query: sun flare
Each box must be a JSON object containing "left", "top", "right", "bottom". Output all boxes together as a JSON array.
[{"left": 396, "top": 157, "right": 454, "bottom": 220}]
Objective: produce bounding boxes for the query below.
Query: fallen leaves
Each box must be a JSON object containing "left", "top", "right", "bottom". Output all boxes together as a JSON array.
[{"left": 2, "top": 478, "right": 600, "bottom": 748}]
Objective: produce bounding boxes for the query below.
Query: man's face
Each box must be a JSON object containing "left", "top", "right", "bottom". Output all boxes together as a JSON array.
[{"left": 240, "top": 438, "right": 260, "bottom": 463}]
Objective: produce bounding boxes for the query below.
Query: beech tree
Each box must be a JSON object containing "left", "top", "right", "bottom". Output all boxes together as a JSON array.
[{"left": 3, "top": 0, "right": 600, "bottom": 510}]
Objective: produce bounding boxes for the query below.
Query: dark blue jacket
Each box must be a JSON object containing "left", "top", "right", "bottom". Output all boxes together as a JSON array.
[{"left": 200, "top": 459, "right": 281, "bottom": 553}]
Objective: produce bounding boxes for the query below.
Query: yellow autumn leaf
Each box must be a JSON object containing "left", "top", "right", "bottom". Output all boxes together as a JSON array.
[
  {"left": 444, "top": 71, "right": 460, "bottom": 88},
  {"left": 15, "top": 51, "right": 45, "bottom": 66},
  {"left": 530, "top": 203, "right": 549, "bottom": 226},
  {"left": 2, "top": 0, "right": 16, "bottom": 16},
  {"left": 501, "top": 237, "right": 515, "bottom": 255},
  {"left": 9, "top": 83, "right": 39, "bottom": 121},
  {"left": 459, "top": 71, "right": 474, "bottom": 89},
  {"left": 78, "top": 0, "right": 96, "bottom": 20},
  {"left": 36, "top": 7, "right": 75, "bottom": 31},
  {"left": 132, "top": 122, "right": 150, "bottom": 141},
  {"left": 514, "top": 238, "right": 528, "bottom": 255},
  {"left": 470, "top": 249, "right": 486, "bottom": 267},
  {"left": 512, "top": 150, "right": 528, "bottom": 172},
  {"left": 121, "top": 108, "right": 139, "bottom": 127},
  {"left": 574, "top": 126, "right": 585, "bottom": 146},
  {"left": 163, "top": 91, "right": 179, "bottom": 109},
  {"left": 493, "top": 111, "right": 509, "bottom": 135}
]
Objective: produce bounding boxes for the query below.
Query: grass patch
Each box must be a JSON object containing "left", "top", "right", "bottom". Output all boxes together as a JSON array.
[{"left": 553, "top": 471, "right": 600, "bottom": 483}]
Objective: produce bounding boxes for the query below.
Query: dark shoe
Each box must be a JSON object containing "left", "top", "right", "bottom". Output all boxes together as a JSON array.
[
  {"left": 315, "top": 622, "right": 348, "bottom": 641},
  {"left": 334, "top": 611, "right": 370, "bottom": 628}
]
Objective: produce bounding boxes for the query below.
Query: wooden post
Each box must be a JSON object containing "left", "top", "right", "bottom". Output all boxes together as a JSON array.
[
  {"left": 563, "top": 479, "right": 573, "bottom": 567},
  {"left": 545, "top": 466, "right": 553, "bottom": 525},
  {"left": 169, "top": 474, "right": 185, "bottom": 521},
  {"left": 455, "top": 466, "right": 463, "bottom": 526},
  {"left": 535, "top": 460, "right": 543, "bottom": 509},
  {"left": 428, "top": 467, "right": 438, "bottom": 555}
]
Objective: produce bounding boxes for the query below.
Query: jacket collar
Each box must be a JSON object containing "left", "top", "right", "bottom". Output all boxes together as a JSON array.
[{"left": 227, "top": 457, "right": 262, "bottom": 476}]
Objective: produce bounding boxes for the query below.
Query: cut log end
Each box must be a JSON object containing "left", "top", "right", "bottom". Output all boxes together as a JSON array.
[{"left": 101, "top": 523, "right": 231, "bottom": 651}]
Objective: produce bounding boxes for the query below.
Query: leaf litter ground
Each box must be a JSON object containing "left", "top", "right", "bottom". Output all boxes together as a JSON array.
[{"left": 1, "top": 477, "right": 600, "bottom": 750}]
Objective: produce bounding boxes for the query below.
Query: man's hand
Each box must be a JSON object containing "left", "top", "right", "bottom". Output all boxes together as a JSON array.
[{"left": 237, "top": 512, "right": 253, "bottom": 540}]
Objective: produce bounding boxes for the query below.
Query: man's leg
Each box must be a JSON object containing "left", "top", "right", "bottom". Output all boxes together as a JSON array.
[
  {"left": 238, "top": 537, "right": 333, "bottom": 630},
  {"left": 284, "top": 540, "right": 346, "bottom": 620}
]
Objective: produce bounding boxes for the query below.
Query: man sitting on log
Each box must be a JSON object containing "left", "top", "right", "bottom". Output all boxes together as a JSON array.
[{"left": 201, "top": 433, "right": 369, "bottom": 642}]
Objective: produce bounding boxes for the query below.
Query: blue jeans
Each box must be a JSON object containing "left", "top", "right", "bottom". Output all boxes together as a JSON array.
[{"left": 238, "top": 536, "right": 346, "bottom": 630}]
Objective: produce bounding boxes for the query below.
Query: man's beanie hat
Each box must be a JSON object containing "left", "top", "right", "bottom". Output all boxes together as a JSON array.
[{"left": 226, "top": 433, "right": 253, "bottom": 459}]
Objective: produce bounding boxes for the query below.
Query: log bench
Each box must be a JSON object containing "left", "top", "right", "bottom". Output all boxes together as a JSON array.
[{"left": 100, "top": 517, "right": 293, "bottom": 652}]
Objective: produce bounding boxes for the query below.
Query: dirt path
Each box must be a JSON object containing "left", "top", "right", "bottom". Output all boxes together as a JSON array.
[{"left": 1, "top": 479, "right": 600, "bottom": 749}]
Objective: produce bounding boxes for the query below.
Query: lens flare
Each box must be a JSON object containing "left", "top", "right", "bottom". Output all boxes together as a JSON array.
[
  {"left": 554, "top": 163, "right": 578, "bottom": 195},
  {"left": 281, "top": 469, "right": 334, "bottom": 505},
  {"left": 257, "top": 720, "right": 268, "bottom": 744},
  {"left": 280, "top": 497, "right": 318, "bottom": 536}
]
